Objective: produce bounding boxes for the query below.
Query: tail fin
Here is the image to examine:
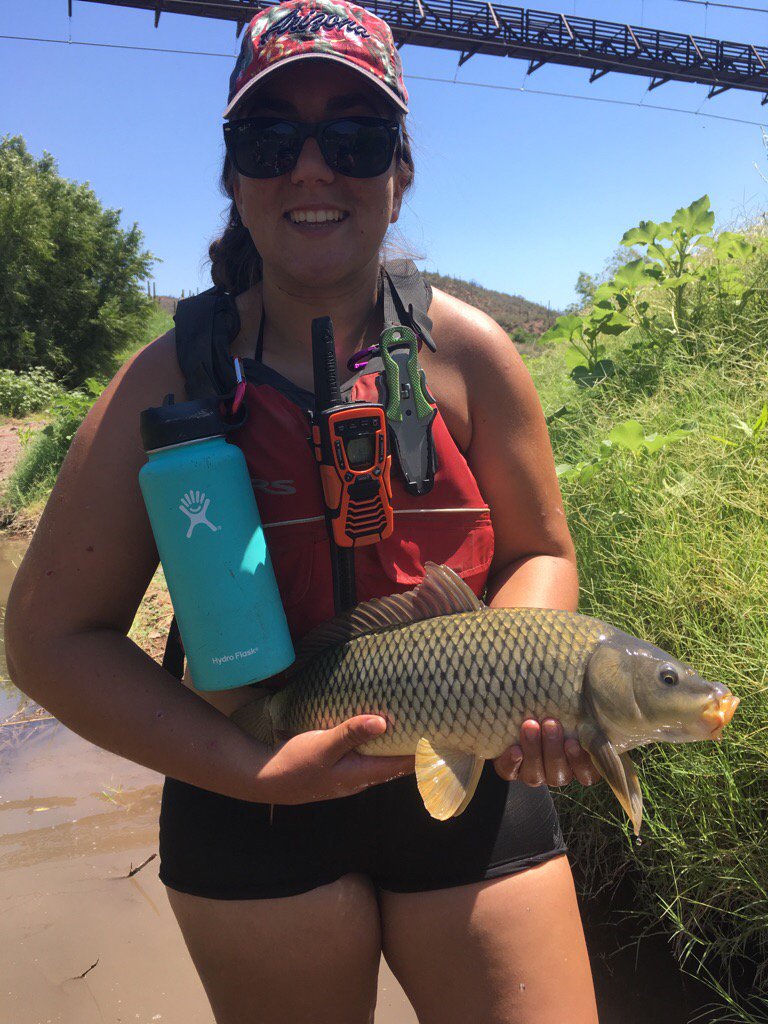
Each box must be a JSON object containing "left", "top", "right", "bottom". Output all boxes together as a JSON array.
[{"left": 230, "top": 688, "right": 275, "bottom": 747}]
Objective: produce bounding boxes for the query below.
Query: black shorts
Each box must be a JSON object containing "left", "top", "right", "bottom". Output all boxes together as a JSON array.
[{"left": 159, "top": 761, "right": 567, "bottom": 900}]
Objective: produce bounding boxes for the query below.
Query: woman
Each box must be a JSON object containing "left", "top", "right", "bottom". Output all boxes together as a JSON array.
[{"left": 6, "top": 2, "right": 601, "bottom": 1021}]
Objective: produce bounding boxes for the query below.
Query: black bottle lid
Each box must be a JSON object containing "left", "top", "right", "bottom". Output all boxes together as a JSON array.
[{"left": 140, "top": 393, "right": 247, "bottom": 452}]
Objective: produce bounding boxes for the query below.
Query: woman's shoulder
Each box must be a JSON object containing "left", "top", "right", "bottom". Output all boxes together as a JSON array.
[
  {"left": 427, "top": 284, "right": 529, "bottom": 387},
  {"left": 71, "top": 328, "right": 187, "bottom": 464},
  {"left": 425, "top": 283, "right": 544, "bottom": 456},
  {"left": 115, "top": 327, "right": 187, "bottom": 406}
]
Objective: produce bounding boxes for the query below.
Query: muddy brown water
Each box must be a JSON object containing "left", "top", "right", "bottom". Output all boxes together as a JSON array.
[{"left": 0, "top": 536, "right": 719, "bottom": 1023}]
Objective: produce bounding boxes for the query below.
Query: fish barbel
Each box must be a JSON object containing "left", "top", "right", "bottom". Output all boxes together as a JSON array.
[{"left": 231, "top": 563, "right": 739, "bottom": 833}]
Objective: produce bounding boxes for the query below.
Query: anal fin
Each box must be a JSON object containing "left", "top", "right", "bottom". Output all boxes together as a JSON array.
[{"left": 415, "top": 737, "right": 484, "bottom": 820}]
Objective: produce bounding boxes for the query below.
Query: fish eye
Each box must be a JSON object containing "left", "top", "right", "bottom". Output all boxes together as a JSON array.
[{"left": 659, "top": 666, "right": 679, "bottom": 686}]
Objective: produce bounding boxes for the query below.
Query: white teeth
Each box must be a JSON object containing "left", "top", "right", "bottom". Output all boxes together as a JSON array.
[{"left": 288, "top": 209, "right": 346, "bottom": 224}]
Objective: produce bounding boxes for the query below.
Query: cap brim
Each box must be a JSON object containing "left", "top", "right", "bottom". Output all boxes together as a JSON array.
[{"left": 223, "top": 52, "right": 408, "bottom": 119}]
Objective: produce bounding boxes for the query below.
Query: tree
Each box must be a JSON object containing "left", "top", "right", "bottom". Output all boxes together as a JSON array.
[{"left": 0, "top": 135, "right": 156, "bottom": 385}]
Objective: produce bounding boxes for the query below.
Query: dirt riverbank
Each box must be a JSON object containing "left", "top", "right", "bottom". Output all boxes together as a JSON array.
[{"left": 0, "top": 416, "right": 49, "bottom": 539}]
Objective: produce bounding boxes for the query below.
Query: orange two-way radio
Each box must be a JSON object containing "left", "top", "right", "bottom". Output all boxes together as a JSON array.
[{"left": 310, "top": 317, "right": 394, "bottom": 548}]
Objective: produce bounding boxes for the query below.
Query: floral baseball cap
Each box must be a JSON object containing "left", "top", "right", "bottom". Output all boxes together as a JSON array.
[{"left": 224, "top": 0, "right": 409, "bottom": 118}]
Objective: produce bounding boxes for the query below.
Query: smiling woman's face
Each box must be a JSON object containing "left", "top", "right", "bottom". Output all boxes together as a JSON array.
[{"left": 231, "top": 60, "right": 408, "bottom": 291}]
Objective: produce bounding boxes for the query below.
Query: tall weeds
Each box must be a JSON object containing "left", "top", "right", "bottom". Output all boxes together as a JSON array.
[{"left": 540, "top": 205, "right": 768, "bottom": 1021}]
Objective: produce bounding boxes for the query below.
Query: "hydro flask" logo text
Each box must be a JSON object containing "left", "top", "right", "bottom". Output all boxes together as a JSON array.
[{"left": 179, "top": 490, "right": 220, "bottom": 539}]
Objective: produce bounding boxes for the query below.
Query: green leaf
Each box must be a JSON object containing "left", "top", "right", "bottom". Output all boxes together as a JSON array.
[
  {"left": 713, "top": 232, "right": 753, "bottom": 261},
  {"left": 613, "top": 259, "right": 655, "bottom": 290},
  {"left": 570, "top": 360, "right": 615, "bottom": 388},
  {"left": 578, "top": 463, "right": 601, "bottom": 483},
  {"left": 645, "top": 428, "right": 693, "bottom": 453},
  {"left": 570, "top": 365, "right": 594, "bottom": 387},
  {"left": 647, "top": 242, "right": 672, "bottom": 264},
  {"left": 621, "top": 221, "right": 661, "bottom": 246},
  {"left": 642, "top": 433, "right": 666, "bottom": 454},
  {"left": 593, "top": 282, "right": 619, "bottom": 304},
  {"left": 671, "top": 195, "right": 714, "bottom": 237},
  {"left": 554, "top": 314, "right": 583, "bottom": 334},
  {"left": 659, "top": 273, "right": 698, "bottom": 289},
  {"left": 599, "top": 317, "right": 632, "bottom": 337},
  {"left": 540, "top": 316, "right": 578, "bottom": 343},
  {"left": 565, "top": 347, "right": 589, "bottom": 371},
  {"left": 609, "top": 420, "right": 645, "bottom": 451}
]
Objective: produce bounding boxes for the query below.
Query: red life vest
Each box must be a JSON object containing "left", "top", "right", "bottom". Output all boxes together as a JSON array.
[
  {"left": 164, "top": 263, "right": 495, "bottom": 685},
  {"left": 227, "top": 360, "right": 496, "bottom": 658}
]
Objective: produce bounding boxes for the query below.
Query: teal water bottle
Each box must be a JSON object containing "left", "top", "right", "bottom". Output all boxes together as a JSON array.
[{"left": 139, "top": 393, "right": 294, "bottom": 691}]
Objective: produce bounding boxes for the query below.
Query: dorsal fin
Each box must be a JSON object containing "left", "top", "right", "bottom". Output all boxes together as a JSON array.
[{"left": 289, "top": 562, "right": 484, "bottom": 676}]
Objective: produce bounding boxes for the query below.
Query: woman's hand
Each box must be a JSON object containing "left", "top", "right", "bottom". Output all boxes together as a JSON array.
[
  {"left": 493, "top": 718, "right": 601, "bottom": 788},
  {"left": 252, "top": 715, "right": 415, "bottom": 805}
]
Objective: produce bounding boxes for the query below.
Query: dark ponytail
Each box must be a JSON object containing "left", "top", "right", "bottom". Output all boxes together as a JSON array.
[{"left": 208, "top": 112, "right": 416, "bottom": 296}]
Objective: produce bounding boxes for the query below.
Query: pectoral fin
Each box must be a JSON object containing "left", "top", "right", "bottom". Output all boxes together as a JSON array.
[
  {"left": 415, "top": 738, "right": 484, "bottom": 820},
  {"left": 578, "top": 723, "right": 644, "bottom": 836}
]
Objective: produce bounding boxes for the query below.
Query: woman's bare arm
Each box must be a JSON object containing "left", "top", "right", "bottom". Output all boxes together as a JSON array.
[{"left": 4, "top": 332, "right": 410, "bottom": 802}]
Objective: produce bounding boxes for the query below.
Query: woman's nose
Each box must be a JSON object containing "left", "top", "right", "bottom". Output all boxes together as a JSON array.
[{"left": 290, "top": 135, "right": 335, "bottom": 185}]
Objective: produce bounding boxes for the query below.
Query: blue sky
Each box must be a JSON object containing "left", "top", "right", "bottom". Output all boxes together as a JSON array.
[{"left": 2, "top": 0, "right": 767, "bottom": 311}]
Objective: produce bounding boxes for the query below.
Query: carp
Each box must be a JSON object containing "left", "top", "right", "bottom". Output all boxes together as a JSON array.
[{"left": 231, "top": 563, "right": 739, "bottom": 833}]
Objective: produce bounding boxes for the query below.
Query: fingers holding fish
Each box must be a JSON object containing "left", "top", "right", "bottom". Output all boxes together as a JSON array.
[
  {"left": 251, "top": 718, "right": 414, "bottom": 804},
  {"left": 492, "top": 744, "right": 524, "bottom": 783},
  {"left": 522, "top": 719, "right": 573, "bottom": 787},
  {"left": 494, "top": 721, "right": 601, "bottom": 788},
  {"left": 494, "top": 721, "right": 567, "bottom": 787}
]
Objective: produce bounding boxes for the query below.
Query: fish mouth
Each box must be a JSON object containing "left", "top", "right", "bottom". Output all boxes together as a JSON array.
[{"left": 701, "top": 692, "right": 740, "bottom": 739}]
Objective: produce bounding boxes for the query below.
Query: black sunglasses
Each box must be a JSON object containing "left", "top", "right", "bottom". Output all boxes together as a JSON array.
[{"left": 223, "top": 116, "right": 401, "bottom": 180}]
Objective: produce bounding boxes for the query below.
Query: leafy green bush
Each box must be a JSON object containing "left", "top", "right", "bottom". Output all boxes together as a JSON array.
[
  {"left": 2, "top": 379, "right": 104, "bottom": 512},
  {"left": 0, "top": 135, "right": 156, "bottom": 386},
  {"left": 0, "top": 366, "right": 61, "bottom": 417},
  {"left": 541, "top": 196, "right": 768, "bottom": 385}
]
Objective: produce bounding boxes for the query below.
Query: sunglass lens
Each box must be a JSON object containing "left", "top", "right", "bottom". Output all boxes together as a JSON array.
[
  {"left": 231, "top": 122, "right": 301, "bottom": 178},
  {"left": 321, "top": 120, "right": 395, "bottom": 178}
]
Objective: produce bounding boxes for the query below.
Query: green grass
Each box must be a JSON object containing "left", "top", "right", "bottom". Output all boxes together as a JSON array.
[
  {"left": 111, "top": 300, "right": 173, "bottom": 368},
  {"left": 534, "top": 279, "right": 768, "bottom": 1020}
]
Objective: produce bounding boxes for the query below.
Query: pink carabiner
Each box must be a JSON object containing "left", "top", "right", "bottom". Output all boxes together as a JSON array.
[{"left": 231, "top": 357, "right": 246, "bottom": 415}]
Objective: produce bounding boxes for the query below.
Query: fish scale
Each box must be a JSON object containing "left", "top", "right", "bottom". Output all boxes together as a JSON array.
[{"left": 268, "top": 608, "right": 611, "bottom": 758}]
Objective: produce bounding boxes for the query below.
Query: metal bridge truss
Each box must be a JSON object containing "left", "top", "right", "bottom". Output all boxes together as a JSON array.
[{"left": 74, "top": 0, "right": 768, "bottom": 104}]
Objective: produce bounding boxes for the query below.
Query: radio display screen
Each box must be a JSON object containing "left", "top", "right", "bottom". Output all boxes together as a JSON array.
[{"left": 345, "top": 434, "right": 375, "bottom": 468}]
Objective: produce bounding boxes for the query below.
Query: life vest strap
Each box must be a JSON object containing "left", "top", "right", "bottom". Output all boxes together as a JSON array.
[{"left": 172, "top": 259, "right": 433, "bottom": 401}]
